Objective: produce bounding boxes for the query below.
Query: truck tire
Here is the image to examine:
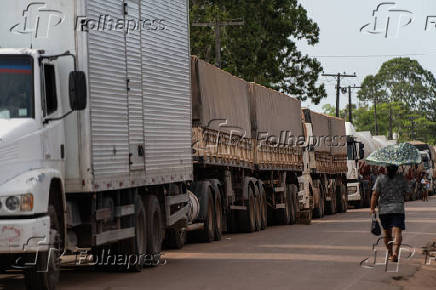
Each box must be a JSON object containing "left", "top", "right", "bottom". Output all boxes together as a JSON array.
[
  {"left": 326, "top": 190, "right": 337, "bottom": 215},
  {"left": 260, "top": 190, "right": 268, "bottom": 230},
  {"left": 337, "top": 184, "right": 348, "bottom": 213},
  {"left": 362, "top": 182, "right": 371, "bottom": 208},
  {"left": 276, "top": 187, "right": 291, "bottom": 225},
  {"left": 198, "top": 190, "right": 215, "bottom": 242},
  {"left": 214, "top": 191, "right": 223, "bottom": 241},
  {"left": 313, "top": 192, "right": 324, "bottom": 218},
  {"left": 165, "top": 228, "right": 186, "bottom": 250},
  {"left": 24, "top": 206, "right": 61, "bottom": 290},
  {"left": 145, "top": 195, "right": 163, "bottom": 266},
  {"left": 299, "top": 209, "right": 312, "bottom": 225},
  {"left": 239, "top": 186, "right": 256, "bottom": 233},
  {"left": 119, "top": 196, "right": 148, "bottom": 271},
  {"left": 255, "top": 194, "right": 262, "bottom": 231},
  {"left": 288, "top": 185, "right": 298, "bottom": 225}
]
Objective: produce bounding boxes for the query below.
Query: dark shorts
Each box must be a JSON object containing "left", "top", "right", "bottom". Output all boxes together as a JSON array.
[{"left": 379, "top": 213, "right": 405, "bottom": 230}]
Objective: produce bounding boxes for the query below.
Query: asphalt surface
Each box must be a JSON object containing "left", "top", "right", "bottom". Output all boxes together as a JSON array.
[{"left": 2, "top": 197, "right": 436, "bottom": 290}]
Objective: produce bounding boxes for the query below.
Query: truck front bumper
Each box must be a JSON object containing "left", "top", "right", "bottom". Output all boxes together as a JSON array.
[
  {"left": 0, "top": 215, "right": 50, "bottom": 254},
  {"left": 347, "top": 182, "right": 361, "bottom": 201}
]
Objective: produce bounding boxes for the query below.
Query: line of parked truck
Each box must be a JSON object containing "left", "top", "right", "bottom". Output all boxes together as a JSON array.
[{"left": 0, "top": 1, "right": 434, "bottom": 290}]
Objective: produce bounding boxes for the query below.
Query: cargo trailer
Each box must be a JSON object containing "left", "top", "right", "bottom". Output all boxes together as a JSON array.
[{"left": 302, "top": 110, "right": 348, "bottom": 218}]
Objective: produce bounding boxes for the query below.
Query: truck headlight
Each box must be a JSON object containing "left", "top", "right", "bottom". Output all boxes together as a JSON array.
[
  {"left": 6, "top": 196, "right": 20, "bottom": 211},
  {"left": 4, "top": 194, "right": 34, "bottom": 212}
]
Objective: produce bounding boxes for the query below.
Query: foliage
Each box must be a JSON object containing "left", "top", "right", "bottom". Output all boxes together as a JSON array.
[
  {"left": 356, "top": 57, "right": 436, "bottom": 141},
  {"left": 322, "top": 103, "right": 436, "bottom": 145},
  {"left": 189, "top": 0, "right": 327, "bottom": 104},
  {"left": 358, "top": 58, "right": 436, "bottom": 118}
]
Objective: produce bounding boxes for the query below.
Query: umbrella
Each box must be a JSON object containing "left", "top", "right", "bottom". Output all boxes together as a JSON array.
[{"left": 365, "top": 143, "right": 422, "bottom": 167}]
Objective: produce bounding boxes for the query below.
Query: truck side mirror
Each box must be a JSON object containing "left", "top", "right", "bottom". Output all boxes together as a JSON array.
[
  {"left": 359, "top": 143, "right": 365, "bottom": 160},
  {"left": 69, "top": 71, "right": 87, "bottom": 111}
]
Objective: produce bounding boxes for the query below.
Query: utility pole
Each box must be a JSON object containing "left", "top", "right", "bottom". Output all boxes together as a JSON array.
[
  {"left": 344, "top": 85, "right": 361, "bottom": 123},
  {"left": 322, "top": 73, "right": 356, "bottom": 117},
  {"left": 192, "top": 19, "right": 244, "bottom": 68}
]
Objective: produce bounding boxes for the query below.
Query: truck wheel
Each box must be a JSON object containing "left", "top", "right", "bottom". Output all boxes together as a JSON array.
[
  {"left": 327, "top": 190, "right": 337, "bottom": 215},
  {"left": 260, "top": 191, "right": 268, "bottom": 230},
  {"left": 313, "top": 193, "right": 324, "bottom": 218},
  {"left": 165, "top": 228, "right": 186, "bottom": 249},
  {"left": 255, "top": 194, "right": 262, "bottom": 231},
  {"left": 337, "top": 184, "right": 348, "bottom": 213},
  {"left": 299, "top": 209, "right": 312, "bottom": 225},
  {"left": 145, "top": 195, "right": 163, "bottom": 266},
  {"left": 119, "top": 196, "right": 147, "bottom": 271},
  {"left": 363, "top": 185, "right": 371, "bottom": 208},
  {"left": 24, "top": 206, "right": 61, "bottom": 290},
  {"left": 276, "top": 187, "right": 291, "bottom": 225},
  {"left": 198, "top": 191, "right": 215, "bottom": 242},
  {"left": 288, "top": 185, "right": 298, "bottom": 225},
  {"left": 239, "top": 186, "right": 256, "bottom": 233},
  {"left": 214, "top": 191, "right": 223, "bottom": 241}
]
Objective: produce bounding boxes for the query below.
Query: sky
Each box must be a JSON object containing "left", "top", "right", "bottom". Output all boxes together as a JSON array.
[{"left": 297, "top": 0, "right": 436, "bottom": 112}]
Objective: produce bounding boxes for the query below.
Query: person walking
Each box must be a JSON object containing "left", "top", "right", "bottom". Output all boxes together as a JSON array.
[{"left": 370, "top": 165, "right": 411, "bottom": 262}]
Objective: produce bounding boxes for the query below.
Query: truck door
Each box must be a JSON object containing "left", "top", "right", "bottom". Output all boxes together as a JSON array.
[
  {"left": 41, "top": 61, "right": 66, "bottom": 169},
  {"left": 124, "top": 0, "right": 145, "bottom": 172}
]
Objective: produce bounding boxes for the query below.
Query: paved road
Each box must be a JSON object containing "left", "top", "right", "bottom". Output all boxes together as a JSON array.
[{"left": 2, "top": 198, "right": 436, "bottom": 290}]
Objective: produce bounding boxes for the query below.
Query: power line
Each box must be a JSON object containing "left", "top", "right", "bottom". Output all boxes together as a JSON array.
[{"left": 313, "top": 52, "right": 436, "bottom": 58}]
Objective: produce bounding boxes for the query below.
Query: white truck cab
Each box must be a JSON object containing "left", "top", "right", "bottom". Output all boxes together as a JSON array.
[{"left": 0, "top": 48, "right": 86, "bottom": 249}]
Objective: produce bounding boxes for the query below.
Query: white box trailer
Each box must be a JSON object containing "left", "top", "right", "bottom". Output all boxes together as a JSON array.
[
  {"left": 0, "top": 0, "right": 192, "bottom": 288},
  {"left": 0, "top": 0, "right": 192, "bottom": 191}
]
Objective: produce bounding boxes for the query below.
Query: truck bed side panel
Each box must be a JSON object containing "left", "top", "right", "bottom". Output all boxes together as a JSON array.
[
  {"left": 192, "top": 57, "right": 252, "bottom": 138},
  {"left": 329, "top": 117, "right": 347, "bottom": 156},
  {"left": 308, "top": 111, "right": 330, "bottom": 153},
  {"left": 249, "top": 83, "right": 303, "bottom": 139}
]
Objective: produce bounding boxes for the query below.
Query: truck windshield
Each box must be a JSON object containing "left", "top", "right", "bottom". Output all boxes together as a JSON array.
[{"left": 0, "top": 55, "right": 34, "bottom": 119}]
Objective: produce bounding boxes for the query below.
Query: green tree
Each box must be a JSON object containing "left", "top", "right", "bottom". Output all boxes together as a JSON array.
[
  {"left": 358, "top": 58, "right": 436, "bottom": 139},
  {"left": 190, "top": 0, "right": 327, "bottom": 104},
  {"left": 323, "top": 103, "right": 436, "bottom": 145},
  {"left": 357, "top": 75, "right": 385, "bottom": 135}
]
